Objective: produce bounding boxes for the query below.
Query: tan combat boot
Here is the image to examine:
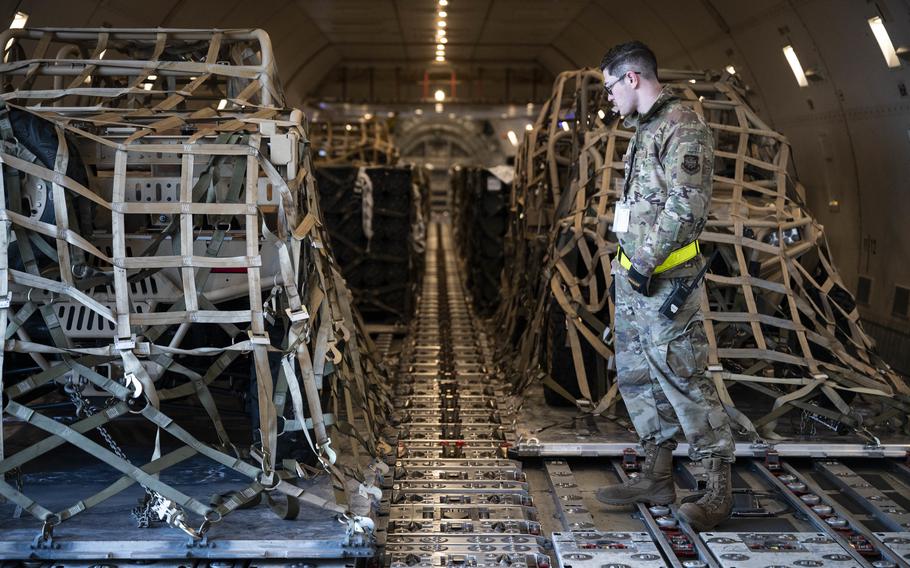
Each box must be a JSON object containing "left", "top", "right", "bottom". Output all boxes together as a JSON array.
[
  {"left": 595, "top": 442, "right": 676, "bottom": 505},
  {"left": 677, "top": 457, "right": 733, "bottom": 530}
]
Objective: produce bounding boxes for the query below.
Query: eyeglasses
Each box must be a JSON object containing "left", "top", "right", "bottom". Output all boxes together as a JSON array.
[{"left": 603, "top": 71, "right": 640, "bottom": 96}]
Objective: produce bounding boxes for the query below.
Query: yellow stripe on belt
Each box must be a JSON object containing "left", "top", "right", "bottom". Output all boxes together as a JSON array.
[{"left": 617, "top": 240, "right": 700, "bottom": 275}]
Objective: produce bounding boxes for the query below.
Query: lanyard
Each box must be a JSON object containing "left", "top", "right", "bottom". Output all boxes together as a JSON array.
[{"left": 622, "top": 131, "right": 641, "bottom": 200}]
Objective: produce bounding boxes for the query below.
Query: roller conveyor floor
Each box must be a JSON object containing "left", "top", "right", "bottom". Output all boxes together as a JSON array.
[
  {"left": 384, "top": 221, "right": 548, "bottom": 568},
  {"left": 381, "top": 220, "right": 910, "bottom": 568}
]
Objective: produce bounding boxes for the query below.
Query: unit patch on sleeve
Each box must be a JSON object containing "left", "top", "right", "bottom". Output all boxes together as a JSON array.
[{"left": 682, "top": 153, "right": 700, "bottom": 174}]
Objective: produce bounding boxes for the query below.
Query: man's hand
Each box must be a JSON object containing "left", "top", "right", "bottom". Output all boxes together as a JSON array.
[{"left": 627, "top": 266, "right": 653, "bottom": 296}]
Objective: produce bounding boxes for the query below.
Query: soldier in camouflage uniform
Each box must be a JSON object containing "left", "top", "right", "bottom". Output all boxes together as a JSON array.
[{"left": 594, "top": 41, "right": 736, "bottom": 531}]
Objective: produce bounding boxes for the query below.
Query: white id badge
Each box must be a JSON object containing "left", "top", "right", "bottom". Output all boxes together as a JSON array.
[{"left": 612, "top": 203, "right": 631, "bottom": 233}]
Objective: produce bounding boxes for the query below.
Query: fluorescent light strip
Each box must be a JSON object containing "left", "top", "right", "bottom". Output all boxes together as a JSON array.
[
  {"left": 507, "top": 130, "right": 518, "bottom": 146},
  {"left": 782, "top": 45, "right": 809, "bottom": 87},
  {"left": 869, "top": 16, "right": 901, "bottom": 68}
]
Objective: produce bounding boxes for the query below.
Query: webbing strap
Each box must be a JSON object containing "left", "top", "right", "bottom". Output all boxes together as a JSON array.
[
  {"left": 6, "top": 401, "right": 212, "bottom": 519},
  {"left": 139, "top": 404, "right": 260, "bottom": 480},
  {"left": 0, "top": 477, "right": 53, "bottom": 521},
  {"left": 56, "top": 446, "right": 197, "bottom": 523},
  {"left": 1, "top": 403, "right": 129, "bottom": 474},
  {"left": 0, "top": 122, "right": 9, "bottom": 462}
]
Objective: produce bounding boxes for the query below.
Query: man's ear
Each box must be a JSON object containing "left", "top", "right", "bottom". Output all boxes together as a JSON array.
[{"left": 629, "top": 72, "right": 641, "bottom": 89}]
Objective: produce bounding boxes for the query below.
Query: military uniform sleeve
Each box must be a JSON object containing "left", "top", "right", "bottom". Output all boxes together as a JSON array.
[{"left": 630, "top": 120, "right": 713, "bottom": 275}]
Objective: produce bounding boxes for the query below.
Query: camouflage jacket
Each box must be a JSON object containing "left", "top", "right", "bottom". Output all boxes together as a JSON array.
[{"left": 617, "top": 87, "right": 714, "bottom": 278}]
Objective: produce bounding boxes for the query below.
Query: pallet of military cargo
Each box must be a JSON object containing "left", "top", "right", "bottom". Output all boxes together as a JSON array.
[
  {"left": 315, "top": 164, "right": 427, "bottom": 324},
  {"left": 451, "top": 166, "right": 510, "bottom": 316},
  {"left": 0, "top": 27, "right": 392, "bottom": 559},
  {"left": 498, "top": 67, "right": 910, "bottom": 449},
  {"left": 311, "top": 119, "right": 399, "bottom": 166}
]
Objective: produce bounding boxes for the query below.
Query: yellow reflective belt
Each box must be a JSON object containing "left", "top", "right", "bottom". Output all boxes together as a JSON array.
[{"left": 618, "top": 240, "right": 700, "bottom": 275}]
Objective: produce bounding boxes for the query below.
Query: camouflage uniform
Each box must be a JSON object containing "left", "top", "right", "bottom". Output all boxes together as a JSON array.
[{"left": 613, "top": 87, "right": 735, "bottom": 462}]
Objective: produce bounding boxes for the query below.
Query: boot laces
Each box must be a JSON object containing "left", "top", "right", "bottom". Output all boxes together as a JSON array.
[{"left": 696, "top": 463, "right": 730, "bottom": 510}]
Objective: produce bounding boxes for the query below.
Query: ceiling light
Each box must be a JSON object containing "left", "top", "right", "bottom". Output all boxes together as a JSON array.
[
  {"left": 435, "top": 103, "right": 444, "bottom": 113},
  {"left": 147, "top": 74, "right": 158, "bottom": 81},
  {"left": 387, "top": 111, "right": 395, "bottom": 118},
  {"left": 725, "top": 65, "right": 736, "bottom": 75},
  {"left": 688, "top": 79, "right": 696, "bottom": 83},
  {"left": 83, "top": 76, "right": 92, "bottom": 84},
  {"left": 345, "top": 124, "right": 353, "bottom": 131},
  {"left": 597, "top": 109, "right": 605, "bottom": 119},
  {"left": 9, "top": 11, "right": 28, "bottom": 29},
  {"left": 437, "top": 43, "right": 444, "bottom": 50},
  {"left": 438, "top": 10, "right": 447, "bottom": 17},
  {"left": 217, "top": 99, "right": 228, "bottom": 110},
  {"left": 507, "top": 130, "right": 518, "bottom": 146},
  {"left": 440, "top": 37, "right": 448, "bottom": 44},
  {"left": 869, "top": 16, "right": 900, "bottom": 68},
  {"left": 415, "top": 108, "right": 424, "bottom": 115},
  {"left": 525, "top": 123, "right": 533, "bottom": 131},
  {"left": 782, "top": 45, "right": 809, "bottom": 87},
  {"left": 448, "top": 112, "right": 456, "bottom": 119},
  {"left": 434, "top": 89, "right": 446, "bottom": 102},
  {"left": 437, "top": 29, "right": 446, "bottom": 37},
  {"left": 363, "top": 112, "right": 373, "bottom": 120},
  {"left": 438, "top": 21, "right": 446, "bottom": 28},
  {"left": 439, "top": 0, "right": 448, "bottom": 5},
  {"left": 99, "top": 49, "right": 106, "bottom": 59},
  {"left": 142, "top": 83, "right": 153, "bottom": 91},
  {"left": 560, "top": 121, "right": 570, "bottom": 132},
  {"left": 436, "top": 55, "right": 445, "bottom": 62}
]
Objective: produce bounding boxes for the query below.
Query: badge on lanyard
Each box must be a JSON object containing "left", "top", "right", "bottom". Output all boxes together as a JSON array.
[{"left": 612, "top": 202, "right": 631, "bottom": 233}]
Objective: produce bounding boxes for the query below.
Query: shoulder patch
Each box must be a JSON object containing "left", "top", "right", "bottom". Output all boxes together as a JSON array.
[{"left": 682, "top": 153, "right": 700, "bottom": 175}]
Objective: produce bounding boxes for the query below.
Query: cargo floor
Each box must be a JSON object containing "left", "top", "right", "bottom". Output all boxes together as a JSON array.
[{"left": 0, "top": 453, "right": 372, "bottom": 561}]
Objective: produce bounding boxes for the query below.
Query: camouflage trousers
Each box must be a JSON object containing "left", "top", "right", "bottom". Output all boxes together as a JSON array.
[{"left": 613, "top": 261, "right": 735, "bottom": 462}]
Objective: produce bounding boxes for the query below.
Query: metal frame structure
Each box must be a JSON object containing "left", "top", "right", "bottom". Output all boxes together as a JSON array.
[
  {"left": 496, "top": 67, "right": 909, "bottom": 449},
  {"left": 0, "top": 28, "right": 391, "bottom": 559}
]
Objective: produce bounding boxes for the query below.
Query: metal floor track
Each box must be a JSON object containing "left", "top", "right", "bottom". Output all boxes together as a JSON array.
[
  {"left": 384, "top": 222, "right": 550, "bottom": 568},
  {"left": 382, "top": 221, "right": 910, "bottom": 568}
]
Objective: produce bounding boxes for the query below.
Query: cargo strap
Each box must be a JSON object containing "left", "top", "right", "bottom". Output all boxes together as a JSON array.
[
  {"left": 0, "top": 32, "right": 392, "bottom": 541},
  {"left": 617, "top": 240, "right": 700, "bottom": 275},
  {"left": 494, "top": 69, "right": 910, "bottom": 446}
]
